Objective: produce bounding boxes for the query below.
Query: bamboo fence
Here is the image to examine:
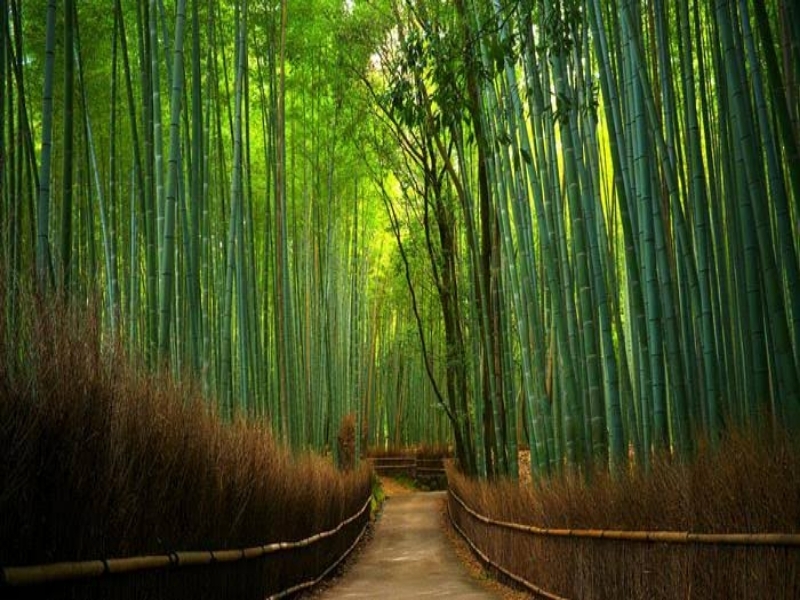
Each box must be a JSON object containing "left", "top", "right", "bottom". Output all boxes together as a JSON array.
[
  {"left": 1, "top": 494, "right": 371, "bottom": 593},
  {"left": 366, "top": 455, "right": 447, "bottom": 486},
  {"left": 448, "top": 487, "right": 800, "bottom": 598},
  {"left": 449, "top": 489, "right": 800, "bottom": 546}
]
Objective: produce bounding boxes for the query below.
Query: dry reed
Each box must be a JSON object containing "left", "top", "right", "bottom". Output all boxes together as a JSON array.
[
  {"left": 447, "top": 434, "right": 800, "bottom": 599},
  {"left": 0, "top": 285, "right": 371, "bottom": 599}
]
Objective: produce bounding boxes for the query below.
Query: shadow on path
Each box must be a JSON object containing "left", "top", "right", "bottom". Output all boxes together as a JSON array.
[{"left": 316, "top": 491, "right": 497, "bottom": 599}]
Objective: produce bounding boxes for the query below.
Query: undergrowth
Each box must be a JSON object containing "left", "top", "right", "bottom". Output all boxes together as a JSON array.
[
  {"left": 447, "top": 433, "right": 800, "bottom": 598},
  {"left": 0, "top": 284, "right": 371, "bottom": 599},
  {"left": 369, "top": 472, "right": 386, "bottom": 515},
  {"left": 449, "top": 432, "right": 800, "bottom": 534}
]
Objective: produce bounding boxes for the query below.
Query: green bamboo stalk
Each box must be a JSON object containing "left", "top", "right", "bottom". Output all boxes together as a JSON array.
[
  {"left": 677, "top": 0, "right": 720, "bottom": 437},
  {"left": 275, "top": 0, "right": 295, "bottom": 442},
  {"left": 157, "top": 0, "right": 187, "bottom": 364},
  {"left": 59, "top": 0, "right": 76, "bottom": 296},
  {"left": 137, "top": 0, "right": 159, "bottom": 364},
  {"left": 36, "top": 0, "right": 57, "bottom": 293},
  {"left": 518, "top": 18, "right": 583, "bottom": 466},
  {"left": 129, "top": 168, "right": 139, "bottom": 351},
  {"left": 149, "top": 0, "right": 165, "bottom": 253},
  {"left": 715, "top": 0, "right": 799, "bottom": 425},
  {"left": 0, "top": 0, "right": 6, "bottom": 283},
  {"left": 185, "top": 0, "right": 204, "bottom": 376},
  {"left": 741, "top": 0, "right": 800, "bottom": 373},
  {"left": 234, "top": 0, "right": 251, "bottom": 415},
  {"left": 493, "top": 75, "right": 552, "bottom": 473},
  {"left": 109, "top": 4, "right": 121, "bottom": 335},
  {"left": 74, "top": 11, "right": 116, "bottom": 336}
]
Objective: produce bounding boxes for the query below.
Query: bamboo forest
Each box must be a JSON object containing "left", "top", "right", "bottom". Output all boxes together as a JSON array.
[{"left": 1, "top": 0, "right": 799, "bottom": 597}]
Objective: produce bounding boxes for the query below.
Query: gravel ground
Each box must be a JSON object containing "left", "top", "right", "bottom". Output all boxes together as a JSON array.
[
  {"left": 301, "top": 476, "right": 527, "bottom": 599},
  {"left": 311, "top": 491, "right": 495, "bottom": 598}
]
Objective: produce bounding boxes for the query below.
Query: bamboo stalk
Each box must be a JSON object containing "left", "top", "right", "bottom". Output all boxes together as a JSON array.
[
  {"left": 106, "top": 555, "right": 173, "bottom": 573},
  {"left": 172, "top": 551, "right": 212, "bottom": 567},
  {"left": 36, "top": 0, "right": 57, "bottom": 293},
  {"left": 3, "top": 561, "right": 106, "bottom": 587},
  {"left": 211, "top": 549, "right": 242, "bottom": 562}
]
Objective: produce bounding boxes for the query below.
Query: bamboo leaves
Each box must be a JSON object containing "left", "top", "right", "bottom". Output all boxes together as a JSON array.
[
  {"left": 7, "top": 0, "right": 800, "bottom": 475},
  {"left": 372, "top": 0, "right": 800, "bottom": 478}
]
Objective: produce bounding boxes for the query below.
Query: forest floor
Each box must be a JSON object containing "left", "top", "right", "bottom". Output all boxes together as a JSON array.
[{"left": 305, "top": 477, "right": 525, "bottom": 599}]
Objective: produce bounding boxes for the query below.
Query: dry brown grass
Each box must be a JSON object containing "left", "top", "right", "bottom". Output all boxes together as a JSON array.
[
  {"left": 379, "top": 476, "right": 416, "bottom": 497},
  {"left": 0, "top": 286, "right": 371, "bottom": 599},
  {"left": 447, "top": 434, "right": 800, "bottom": 599}
]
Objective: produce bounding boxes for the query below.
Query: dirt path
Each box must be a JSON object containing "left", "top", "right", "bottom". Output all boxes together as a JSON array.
[{"left": 316, "top": 491, "right": 497, "bottom": 599}]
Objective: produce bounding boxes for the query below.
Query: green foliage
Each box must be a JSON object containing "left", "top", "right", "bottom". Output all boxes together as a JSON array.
[
  {"left": 2, "top": 0, "right": 798, "bottom": 484},
  {"left": 370, "top": 472, "right": 386, "bottom": 517},
  {"left": 364, "top": 0, "right": 800, "bottom": 479}
]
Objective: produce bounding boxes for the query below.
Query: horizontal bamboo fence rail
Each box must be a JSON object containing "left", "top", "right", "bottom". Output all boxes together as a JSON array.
[
  {"left": 448, "top": 484, "right": 800, "bottom": 599},
  {"left": 265, "top": 516, "right": 368, "bottom": 600},
  {"left": 447, "top": 499, "right": 567, "bottom": 600},
  {"left": 1, "top": 494, "right": 371, "bottom": 590},
  {"left": 449, "top": 489, "right": 800, "bottom": 546},
  {"left": 366, "top": 458, "right": 419, "bottom": 484}
]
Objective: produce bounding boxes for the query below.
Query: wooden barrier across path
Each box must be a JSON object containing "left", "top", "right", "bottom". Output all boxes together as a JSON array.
[
  {"left": 447, "top": 486, "right": 800, "bottom": 599},
  {"left": 365, "top": 455, "right": 448, "bottom": 489}
]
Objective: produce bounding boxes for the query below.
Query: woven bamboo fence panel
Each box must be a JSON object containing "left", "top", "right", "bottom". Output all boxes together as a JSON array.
[
  {"left": 448, "top": 487, "right": 800, "bottom": 599},
  {"left": 1, "top": 494, "right": 371, "bottom": 600}
]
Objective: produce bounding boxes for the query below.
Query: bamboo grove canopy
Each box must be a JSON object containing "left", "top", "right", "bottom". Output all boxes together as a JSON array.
[{"left": 1, "top": 0, "right": 798, "bottom": 477}]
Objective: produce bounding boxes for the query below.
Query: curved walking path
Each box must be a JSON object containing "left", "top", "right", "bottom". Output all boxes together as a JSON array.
[{"left": 317, "top": 491, "right": 497, "bottom": 599}]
